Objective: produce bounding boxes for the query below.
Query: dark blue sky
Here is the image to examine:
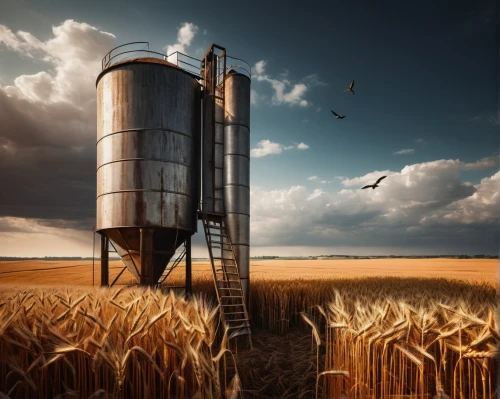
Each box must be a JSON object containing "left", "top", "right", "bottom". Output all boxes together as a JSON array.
[
  {"left": 1, "top": 1, "right": 497, "bottom": 191},
  {"left": 0, "top": 0, "right": 498, "bottom": 255}
]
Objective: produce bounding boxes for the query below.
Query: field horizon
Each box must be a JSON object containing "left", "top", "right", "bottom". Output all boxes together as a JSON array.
[{"left": 0, "top": 258, "right": 496, "bottom": 287}]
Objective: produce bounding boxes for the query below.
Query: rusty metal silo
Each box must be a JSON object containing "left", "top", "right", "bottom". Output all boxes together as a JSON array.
[
  {"left": 223, "top": 70, "right": 251, "bottom": 301},
  {"left": 96, "top": 49, "right": 201, "bottom": 286}
]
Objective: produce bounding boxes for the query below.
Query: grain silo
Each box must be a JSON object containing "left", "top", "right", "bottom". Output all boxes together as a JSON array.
[{"left": 96, "top": 43, "right": 252, "bottom": 341}]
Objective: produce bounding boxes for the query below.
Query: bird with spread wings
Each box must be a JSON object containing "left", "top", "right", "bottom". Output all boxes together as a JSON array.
[
  {"left": 345, "top": 80, "right": 355, "bottom": 95},
  {"left": 331, "top": 110, "right": 345, "bottom": 119},
  {"left": 361, "top": 176, "right": 387, "bottom": 190}
]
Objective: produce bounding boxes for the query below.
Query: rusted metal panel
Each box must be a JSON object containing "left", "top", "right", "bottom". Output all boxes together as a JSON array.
[
  {"left": 139, "top": 228, "right": 154, "bottom": 286},
  {"left": 96, "top": 59, "right": 201, "bottom": 284},
  {"left": 223, "top": 72, "right": 251, "bottom": 301},
  {"left": 202, "top": 97, "right": 214, "bottom": 211}
]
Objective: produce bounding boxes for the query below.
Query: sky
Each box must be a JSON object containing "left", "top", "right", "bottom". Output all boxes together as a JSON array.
[{"left": 0, "top": 0, "right": 498, "bottom": 257}]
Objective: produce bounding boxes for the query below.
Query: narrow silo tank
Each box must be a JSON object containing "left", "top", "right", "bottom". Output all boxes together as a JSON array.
[
  {"left": 96, "top": 57, "right": 201, "bottom": 285},
  {"left": 223, "top": 70, "right": 250, "bottom": 301}
]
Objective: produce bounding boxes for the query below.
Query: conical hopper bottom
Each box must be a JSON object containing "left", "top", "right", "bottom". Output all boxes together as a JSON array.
[{"left": 101, "top": 227, "right": 192, "bottom": 284}]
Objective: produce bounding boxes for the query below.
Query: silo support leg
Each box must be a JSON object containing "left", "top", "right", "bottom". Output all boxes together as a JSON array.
[
  {"left": 140, "top": 228, "right": 155, "bottom": 286},
  {"left": 185, "top": 237, "right": 192, "bottom": 296},
  {"left": 100, "top": 235, "right": 109, "bottom": 287}
]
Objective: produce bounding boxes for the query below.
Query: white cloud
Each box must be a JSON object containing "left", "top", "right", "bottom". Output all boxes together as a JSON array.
[
  {"left": 250, "top": 140, "right": 283, "bottom": 157},
  {"left": 309, "top": 175, "right": 337, "bottom": 185},
  {"left": 251, "top": 140, "right": 310, "bottom": 157},
  {"left": 421, "top": 171, "right": 500, "bottom": 226},
  {"left": 303, "top": 74, "right": 328, "bottom": 87},
  {"left": 250, "top": 157, "right": 497, "bottom": 253},
  {"left": 316, "top": 107, "right": 322, "bottom": 112},
  {"left": 461, "top": 156, "right": 498, "bottom": 170},
  {"left": 0, "top": 25, "right": 45, "bottom": 57},
  {"left": 254, "top": 60, "right": 266, "bottom": 75},
  {"left": 252, "top": 60, "right": 315, "bottom": 107},
  {"left": 393, "top": 148, "right": 414, "bottom": 155},
  {"left": 1, "top": 20, "right": 115, "bottom": 105},
  {"left": 250, "top": 89, "right": 260, "bottom": 105},
  {"left": 164, "top": 22, "right": 199, "bottom": 63}
]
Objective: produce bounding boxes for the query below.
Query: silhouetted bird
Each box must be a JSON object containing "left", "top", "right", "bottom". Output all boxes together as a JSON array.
[
  {"left": 345, "top": 80, "right": 355, "bottom": 95},
  {"left": 361, "top": 176, "right": 387, "bottom": 190},
  {"left": 331, "top": 110, "right": 345, "bottom": 119}
]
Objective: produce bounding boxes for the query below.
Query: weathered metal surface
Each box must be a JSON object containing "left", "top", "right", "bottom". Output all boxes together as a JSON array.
[
  {"left": 201, "top": 48, "right": 226, "bottom": 214},
  {"left": 223, "top": 72, "right": 251, "bottom": 301},
  {"left": 96, "top": 59, "right": 201, "bottom": 283},
  {"left": 139, "top": 228, "right": 154, "bottom": 286},
  {"left": 202, "top": 96, "right": 214, "bottom": 211},
  {"left": 100, "top": 235, "right": 109, "bottom": 287}
]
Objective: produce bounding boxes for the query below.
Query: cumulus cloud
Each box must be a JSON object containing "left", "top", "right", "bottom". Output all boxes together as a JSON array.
[
  {"left": 0, "top": 20, "right": 116, "bottom": 231},
  {"left": 250, "top": 89, "right": 260, "bottom": 105},
  {"left": 462, "top": 156, "right": 498, "bottom": 170},
  {"left": 0, "top": 25, "right": 45, "bottom": 57},
  {"left": 421, "top": 171, "right": 499, "bottom": 227},
  {"left": 308, "top": 176, "right": 331, "bottom": 184},
  {"left": 250, "top": 157, "right": 498, "bottom": 253},
  {"left": 254, "top": 60, "right": 266, "bottom": 75},
  {"left": 393, "top": 148, "right": 414, "bottom": 155},
  {"left": 251, "top": 140, "right": 310, "bottom": 157},
  {"left": 252, "top": 60, "right": 319, "bottom": 107},
  {"left": 164, "top": 22, "right": 199, "bottom": 63},
  {"left": 250, "top": 140, "right": 283, "bottom": 158}
]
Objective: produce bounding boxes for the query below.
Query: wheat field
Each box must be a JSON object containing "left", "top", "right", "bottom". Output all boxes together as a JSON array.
[{"left": 0, "top": 259, "right": 497, "bottom": 398}]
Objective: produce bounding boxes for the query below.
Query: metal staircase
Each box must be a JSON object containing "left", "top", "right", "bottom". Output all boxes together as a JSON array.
[{"left": 201, "top": 212, "right": 252, "bottom": 346}]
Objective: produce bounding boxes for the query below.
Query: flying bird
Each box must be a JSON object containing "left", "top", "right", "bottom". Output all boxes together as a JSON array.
[
  {"left": 331, "top": 110, "right": 345, "bottom": 119},
  {"left": 345, "top": 80, "right": 355, "bottom": 95},
  {"left": 361, "top": 176, "right": 387, "bottom": 190}
]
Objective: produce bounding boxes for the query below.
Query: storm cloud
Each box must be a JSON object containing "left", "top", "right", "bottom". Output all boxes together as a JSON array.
[{"left": 0, "top": 20, "right": 115, "bottom": 231}]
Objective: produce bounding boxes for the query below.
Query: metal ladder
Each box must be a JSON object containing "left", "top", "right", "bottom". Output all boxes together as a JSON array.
[{"left": 201, "top": 212, "right": 252, "bottom": 345}]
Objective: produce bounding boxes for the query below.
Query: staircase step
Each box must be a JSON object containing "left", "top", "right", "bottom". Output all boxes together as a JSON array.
[
  {"left": 215, "top": 271, "right": 239, "bottom": 275},
  {"left": 220, "top": 295, "right": 245, "bottom": 299},
  {"left": 227, "top": 323, "right": 251, "bottom": 330},
  {"left": 216, "top": 282, "right": 241, "bottom": 287}
]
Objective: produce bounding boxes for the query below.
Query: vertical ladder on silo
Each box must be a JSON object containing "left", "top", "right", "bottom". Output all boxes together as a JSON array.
[{"left": 201, "top": 212, "right": 252, "bottom": 347}]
